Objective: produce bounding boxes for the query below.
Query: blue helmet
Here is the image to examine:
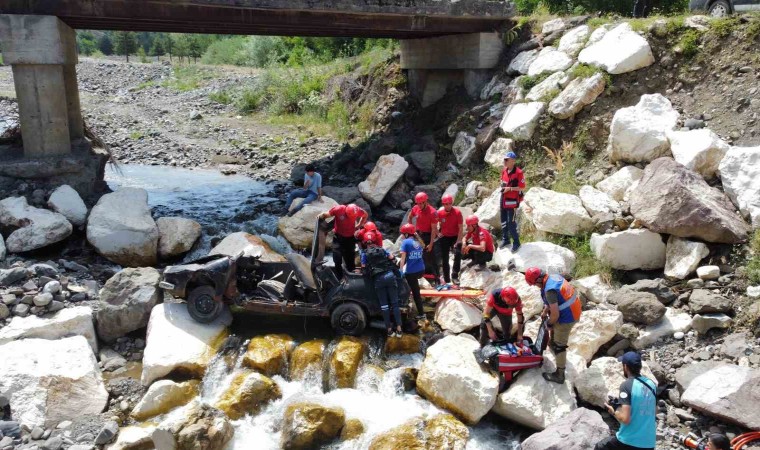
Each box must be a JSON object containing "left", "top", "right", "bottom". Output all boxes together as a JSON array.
[{"left": 504, "top": 152, "right": 517, "bottom": 160}]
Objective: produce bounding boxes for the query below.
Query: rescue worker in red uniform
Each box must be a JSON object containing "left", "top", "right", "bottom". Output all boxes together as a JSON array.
[
  {"left": 355, "top": 221, "right": 383, "bottom": 250},
  {"left": 461, "top": 215, "right": 495, "bottom": 268},
  {"left": 318, "top": 203, "right": 367, "bottom": 279},
  {"left": 524, "top": 267, "right": 582, "bottom": 384},
  {"left": 480, "top": 286, "right": 525, "bottom": 347},
  {"left": 406, "top": 192, "right": 440, "bottom": 284},
  {"left": 436, "top": 194, "right": 464, "bottom": 285},
  {"left": 500, "top": 151, "right": 526, "bottom": 252}
]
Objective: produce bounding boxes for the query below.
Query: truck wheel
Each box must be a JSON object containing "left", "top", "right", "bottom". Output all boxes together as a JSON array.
[
  {"left": 187, "top": 285, "right": 225, "bottom": 324},
  {"left": 709, "top": 0, "right": 730, "bottom": 17},
  {"left": 331, "top": 303, "right": 367, "bottom": 336}
]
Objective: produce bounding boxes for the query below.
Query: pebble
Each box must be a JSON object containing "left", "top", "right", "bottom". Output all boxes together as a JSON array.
[
  {"left": 48, "top": 301, "right": 65, "bottom": 313},
  {"left": 94, "top": 421, "right": 119, "bottom": 446},
  {"left": 1, "top": 294, "right": 16, "bottom": 305},
  {"left": 33, "top": 293, "right": 53, "bottom": 307},
  {"left": 12, "top": 303, "right": 29, "bottom": 317},
  {"left": 684, "top": 118, "right": 705, "bottom": 129},
  {"left": 31, "top": 426, "right": 44, "bottom": 440},
  {"left": 0, "top": 303, "right": 9, "bottom": 320},
  {"left": 696, "top": 265, "right": 720, "bottom": 281},
  {"left": 70, "top": 293, "right": 87, "bottom": 302},
  {"left": 686, "top": 278, "right": 704, "bottom": 289},
  {"left": 41, "top": 436, "right": 63, "bottom": 450},
  {"left": 673, "top": 331, "right": 685, "bottom": 340},
  {"left": 22, "top": 281, "right": 38, "bottom": 291}
]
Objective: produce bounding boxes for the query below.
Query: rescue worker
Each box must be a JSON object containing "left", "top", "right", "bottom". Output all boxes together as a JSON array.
[
  {"left": 461, "top": 215, "right": 495, "bottom": 268},
  {"left": 398, "top": 223, "right": 425, "bottom": 320},
  {"left": 436, "top": 193, "right": 464, "bottom": 285},
  {"left": 361, "top": 232, "right": 403, "bottom": 338},
  {"left": 524, "top": 267, "right": 581, "bottom": 384},
  {"left": 318, "top": 203, "right": 367, "bottom": 279},
  {"left": 407, "top": 192, "right": 441, "bottom": 284},
  {"left": 500, "top": 151, "right": 525, "bottom": 252},
  {"left": 355, "top": 221, "right": 383, "bottom": 250},
  {"left": 479, "top": 286, "right": 525, "bottom": 347}
]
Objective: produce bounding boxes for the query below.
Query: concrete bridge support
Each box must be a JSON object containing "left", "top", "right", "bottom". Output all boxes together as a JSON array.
[{"left": 400, "top": 32, "right": 503, "bottom": 107}]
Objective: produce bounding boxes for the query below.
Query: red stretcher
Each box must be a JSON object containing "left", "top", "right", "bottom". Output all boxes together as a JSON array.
[{"left": 486, "top": 320, "right": 550, "bottom": 384}]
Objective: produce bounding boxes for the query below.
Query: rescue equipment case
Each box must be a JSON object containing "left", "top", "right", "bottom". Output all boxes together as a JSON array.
[{"left": 488, "top": 320, "right": 549, "bottom": 383}]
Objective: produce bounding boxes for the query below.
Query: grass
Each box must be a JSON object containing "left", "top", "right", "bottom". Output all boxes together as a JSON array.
[
  {"left": 129, "top": 130, "right": 145, "bottom": 140},
  {"left": 162, "top": 65, "right": 215, "bottom": 92},
  {"left": 748, "top": 15, "right": 760, "bottom": 40},
  {"left": 539, "top": 88, "right": 560, "bottom": 103},
  {"left": 135, "top": 80, "right": 156, "bottom": 91},
  {"left": 208, "top": 90, "right": 233, "bottom": 105},
  {"left": 518, "top": 72, "right": 551, "bottom": 92},
  {"left": 748, "top": 230, "right": 760, "bottom": 285},
  {"left": 708, "top": 16, "right": 740, "bottom": 39},
  {"left": 677, "top": 29, "right": 702, "bottom": 58}
]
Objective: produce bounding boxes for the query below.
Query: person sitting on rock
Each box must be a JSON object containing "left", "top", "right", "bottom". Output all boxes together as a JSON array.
[
  {"left": 284, "top": 164, "right": 322, "bottom": 217},
  {"left": 436, "top": 193, "right": 464, "bottom": 285},
  {"left": 595, "top": 352, "right": 657, "bottom": 450},
  {"left": 406, "top": 191, "right": 441, "bottom": 285},
  {"left": 398, "top": 223, "right": 425, "bottom": 320},
  {"left": 318, "top": 203, "right": 367, "bottom": 279},
  {"left": 461, "top": 215, "right": 495, "bottom": 269},
  {"left": 355, "top": 221, "right": 383, "bottom": 250},
  {"left": 479, "top": 286, "right": 525, "bottom": 347},
  {"left": 361, "top": 232, "right": 403, "bottom": 338},
  {"left": 524, "top": 267, "right": 581, "bottom": 384}
]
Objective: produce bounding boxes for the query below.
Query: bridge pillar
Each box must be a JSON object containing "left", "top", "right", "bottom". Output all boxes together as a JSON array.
[
  {"left": 400, "top": 32, "right": 503, "bottom": 107},
  {"left": 0, "top": 15, "right": 83, "bottom": 157}
]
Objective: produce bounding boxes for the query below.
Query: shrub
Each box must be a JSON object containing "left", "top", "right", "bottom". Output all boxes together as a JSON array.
[
  {"left": 678, "top": 30, "right": 702, "bottom": 58},
  {"left": 518, "top": 72, "right": 550, "bottom": 92},
  {"left": 208, "top": 90, "right": 233, "bottom": 105},
  {"left": 749, "top": 230, "right": 760, "bottom": 285}
]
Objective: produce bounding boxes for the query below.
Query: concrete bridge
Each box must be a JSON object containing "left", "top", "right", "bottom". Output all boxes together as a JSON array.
[{"left": 0, "top": 1, "right": 513, "bottom": 194}]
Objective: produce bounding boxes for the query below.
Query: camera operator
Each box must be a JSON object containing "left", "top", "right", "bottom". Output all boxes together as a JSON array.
[
  {"left": 706, "top": 434, "right": 731, "bottom": 450},
  {"left": 595, "top": 352, "right": 657, "bottom": 450}
]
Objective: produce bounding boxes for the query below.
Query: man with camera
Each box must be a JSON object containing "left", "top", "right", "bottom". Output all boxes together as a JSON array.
[{"left": 595, "top": 352, "right": 657, "bottom": 450}]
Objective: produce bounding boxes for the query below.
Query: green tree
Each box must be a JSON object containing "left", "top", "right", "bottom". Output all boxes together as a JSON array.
[
  {"left": 114, "top": 31, "right": 138, "bottom": 62},
  {"left": 150, "top": 39, "right": 165, "bottom": 60},
  {"left": 137, "top": 46, "right": 148, "bottom": 63},
  {"left": 173, "top": 34, "right": 190, "bottom": 63},
  {"left": 76, "top": 31, "right": 98, "bottom": 56},
  {"left": 187, "top": 35, "right": 202, "bottom": 63},
  {"left": 98, "top": 33, "right": 113, "bottom": 55},
  {"left": 163, "top": 35, "right": 175, "bottom": 61}
]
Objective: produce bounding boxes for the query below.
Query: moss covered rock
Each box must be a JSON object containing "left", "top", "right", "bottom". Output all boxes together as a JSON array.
[
  {"left": 384, "top": 333, "right": 422, "bottom": 355},
  {"left": 340, "top": 418, "right": 365, "bottom": 441},
  {"left": 368, "top": 414, "right": 468, "bottom": 450},
  {"left": 215, "top": 371, "right": 281, "bottom": 420},
  {"left": 280, "top": 402, "right": 345, "bottom": 450},
  {"left": 289, "top": 339, "right": 326, "bottom": 381},
  {"left": 242, "top": 334, "right": 295, "bottom": 377}
]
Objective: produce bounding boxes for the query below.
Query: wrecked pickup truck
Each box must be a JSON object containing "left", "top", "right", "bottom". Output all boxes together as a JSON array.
[{"left": 159, "top": 218, "right": 412, "bottom": 335}]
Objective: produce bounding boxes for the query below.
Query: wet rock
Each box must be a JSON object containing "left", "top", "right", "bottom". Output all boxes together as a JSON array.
[
  {"left": 280, "top": 403, "right": 345, "bottom": 450},
  {"left": 692, "top": 313, "right": 732, "bottom": 334},
  {"left": 47, "top": 184, "right": 88, "bottom": 227},
  {"left": 499, "top": 102, "right": 546, "bottom": 141},
  {"left": 634, "top": 308, "right": 692, "bottom": 349},
  {"left": 358, "top": 154, "right": 409, "bottom": 207},
  {"left": 278, "top": 196, "right": 338, "bottom": 248},
  {"left": 596, "top": 166, "right": 644, "bottom": 202},
  {"left": 209, "top": 231, "right": 285, "bottom": 262},
  {"left": 575, "top": 357, "right": 657, "bottom": 407},
  {"left": 521, "top": 408, "right": 608, "bottom": 450},
  {"left": 86, "top": 188, "right": 159, "bottom": 266},
  {"left": 0, "top": 335, "right": 108, "bottom": 428},
  {"left": 96, "top": 267, "right": 161, "bottom": 343},
  {"left": 681, "top": 365, "right": 760, "bottom": 429},
  {"left": 665, "top": 236, "right": 709, "bottom": 280},
  {"left": 494, "top": 241, "right": 576, "bottom": 275},
  {"left": 0, "top": 306, "right": 97, "bottom": 352},
  {"left": 579, "top": 23, "right": 654, "bottom": 74},
  {"left": 242, "top": 334, "right": 296, "bottom": 377},
  {"left": 591, "top": 229, "right": 666, "bottom": 270},
  {"left": 131, "top": 379, "right": 199, "bottom": 421},
  {"left": 156, "top": 217, "right": 202, "bottom": 259},
  {"left": 630, "top": 157, "right": 750, "bottom": 244},
  {"left": 154, "top": 403, "right": 234, "bottom": 450},
  {"left": 329, "top": 336, "right": 366, "bottom": 390},
  {"left": 434, "top": 298, "right": 482, "bottom": 333},
  {"left": 549, "top": 72, "right": 606, "bottom": 119},
  {"left": 527, "top": 47, "right": 573, "bottom": 77},
  {"left": 106, "top": 425, "right": 156, "bottom": 450},
  {"left": 0, "top": 196, "right": 73, "bottom": 252},
  {"left": 668, "top": 129, "right": 729, "bottom": 179},
  {"left": 368, "top": 414, "right": 468, "bottom": 450},
  {"left": 523, "top": 188, "right": 594, "bottom": 236},
  {"left": 688, "top": 289, "right": 732, "bottom": 314},
  {"left": 719, "top": 145, "right": 760, "bottom": 229},
  {"left": 417, "top": 335, "right": 499, "bottom": 424},
  {"left": 617, "top": 292, "right": 666, "bottom": 325},
  {"left": 385, "top": 334, "right": 421, "bottom": 355},
  {"left": 215, "top": 371, "right": 281, "bottom": 420},
  {"left": 340, "top": 419, "right": 365, "bottom": 441},
  {"left": 289, "top": 339, "right": 326, "bottom": 381}
]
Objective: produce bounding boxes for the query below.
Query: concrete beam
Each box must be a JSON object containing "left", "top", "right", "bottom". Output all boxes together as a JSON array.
[
  {"left": 400, "top": 32, "right": 504, "bottom": 70},
  {"left": 0, "top": 15, "right": 77, "bottom": 65}
]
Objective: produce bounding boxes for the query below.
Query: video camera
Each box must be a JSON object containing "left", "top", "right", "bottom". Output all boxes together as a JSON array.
[{"left": 608, "top": 395, "right": 622, "bottom": 411}]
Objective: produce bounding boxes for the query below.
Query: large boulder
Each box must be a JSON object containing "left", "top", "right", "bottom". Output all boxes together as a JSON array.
[
  {"left": 368, "top": 414, "right": 468, "bottom": 450},
  {"left": 484, "top": 138, "right": 514, "bottom": 168},
  {"left": 526, "top": 71, "right": 568, "bottom": 102},
  {"left": 329, "top": 336, "right": 366, "bottom": 390},
  {"left": 501, "top": 270, "right": 544, "bottom": 320},
  {"left": 572, "top": 275, "right": 614, "bottom": 305},
  {"left": 47, "top": 184, "right": 88, "bottom": 227},
  {"left": 692, "top": 313, "right": 732, "bottom": 334},
  {"left": 664, "top": 236, "right": 709, "bottom": 280},
  {"left": 521, "top": 408, "right": 608, "bottom": 450},
  {"left": 358, "top": 154, "right": 409, "bottom": 206},
  {"left": 0, "top": 306, "right": 97, "bottom": 352},
  {"left": 590, "top": 229, "right": 666, "bottom": 270},
  {"left": 523, "top": 188, "right": 594, "bottom": 236},
  {"left": 681, "top": 365, "right": 760, "bottom": 429},
  {"left": 153, "top": 403, "right": 233, "bottom": 450},
  {"left": 668, "top": 129, "right": 729, "bottom": 179},
  {"left": 575, "top": 357, "right": 657, "bottom": 407},
  {"left": 131, "top": 379, "right": 199, "bottom": 421},
  {"left": 474, "top": 189, "right": 501, "bottom": 228},
  {"left": 579, "top": 185, "right": 620, "bottom": 217},
  {"left": 558, "top": 25, "right": 591, "bottom": 57},
  {"left": 499, "top": 102, "right": 546, "bottom": 141},
  {"left": 278, "top": 196, "right": 338, "bottom": 248},
  {"left": 416, "top": 335, "right": 499, "bottom": 424},
  {"left": 209, "top": 231, "right": 285, "bottom": 262},
  {"left": 242, "top": 334, "right": 296, "bottom": 377},
  {"left": 434, "top": 298, "right": 482, "bottom": 333},
  {"left": 321, "top": 186, "right": 360, "bottom": 205},
  {"left": 676, "top": 361, "right": 727, "bottom": 392},
  {"left": 452, "top": 132, "right": 477, "bottom": 166},
  {"left": 290, "top": 339, "right": 326, "bottom": 381},
  {"left": 0, "top": 335, "right": 108, "bottom": 428},
  {"left": 507, "top": 49, "right": 539, "bottom": 75},
  {"left": 96, "top": 267, "right": 161, "bottom": 342},
  {"left": 549, "top": 72, "right": 606, "bottom": 119},
  {"left": 630, "top": 157, "right": 750, "bottom": 244},
  {"left": 527, "top": 47, "right": 573, "bottom": 76},
  {"left": 495, "top": 242, "right": 576, "bottom": 277},
  {"left": 617, "top": 291, "right": 666, "bottom": 325},
  {"left": 688, "top": 289, "right": 732, "bottom": 314},
  {"left": 157, "top": 217, "right": 202, "bottom": 259},
  {"left": 578, "top": 23, "right": 655, "bottom": 74},
  {"left": 141, "top": 303, "right": 232, "bottom": 386},
  {"left": 215, "top": 371, "right": 281, "bottom": 420},
  {"left": 458, "top": 265, "right": 501, "bottom": 291},
  {"left": 569, "top": 309, "right": 623, "bottom": 363},
  {"left": 86, "top": 188, "right": 159, "bottom": 266},
  {"left": 280, "top": 403, "right": 345, "bottom": 450},
  {"left": 108, "top": 425, "right": 157, "bottom": 450},
  {"left": 633, "top": 307, "right": 692, "bottom": 349},
  {"left": 617, "top": 279, "right": 676, "bottom": 305},
  {"left": 596, "top": 166, "right": 644, "bottom": 202},
  {"left": 719, "top": 145, "right": 760, "bottom": 229},
  {"left": 0, "top": 196, "right": 72, "bottom": 253},
  {"left": 607, "top": 94, "right": 679, "bottom": 164}
]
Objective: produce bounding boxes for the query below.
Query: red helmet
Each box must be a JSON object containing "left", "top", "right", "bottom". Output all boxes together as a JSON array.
[
  {"left": 414, "top": 192, "right": 428, "bottom": 204},
  {"left": 364, "top": 221, "right": 377, "bottom": 232},
  {"left": 441, "top": 193, "right": 454, "bottom": 205},
  {"left": 525, "top": 267, "right": 544, "bottom": 285},
  {"left": 465, "top": 215, "right": 479, "bottom": 226},
  {"left": 363, "top": 232, "right": 377, "bottom": 245},
  {"left": 345, "top": 204, "right": 360, "bottom": 219},
  {"left": 437, "top": 208, "right": 448, "bottom": 219},
  {"left": 500, "top": 287, "right": 519, "bottom": 305},
  {"left": 400, "top": 223, "right": 416, "bottom": 235}
]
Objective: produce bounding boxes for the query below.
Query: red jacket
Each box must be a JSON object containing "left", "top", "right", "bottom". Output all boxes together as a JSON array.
[
  {"left": 327, "top": 205, "right": 368, "bottom": 238},
  {"left": 501, "top": 166, "right": 526, "bottom": 209}
]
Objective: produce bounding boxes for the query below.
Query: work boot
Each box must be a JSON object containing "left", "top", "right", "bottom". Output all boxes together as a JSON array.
[
  {"left": 511, "top": 243, "right": 521, "bottom": 253},
  {"left": 500, "top": 240, "right": 511, "bottom": 249},
  {"left": 542, "top": 368, "right": 565, "bottom": 384}
]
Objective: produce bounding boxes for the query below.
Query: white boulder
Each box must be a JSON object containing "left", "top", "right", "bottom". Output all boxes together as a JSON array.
[
  {"left": 522, "top": 187, "right": 594, "bottom": 236},
  {"left": 0, "top": 336, "right": 108, "bottom": 428},
  {"left": 434, "top": 298, "right": 483, "bottom": 333},
  {"left": 492, "top": 367, "right": 576, "bottom": 430},
  {"left": 692, "top": 313, "right": 732, "bottom": 335},
  {"left": 278, "top": 196, "right": 338, "bottom": 248},
  {"left": 634, "top": 307, "right": 692, "bottom": 349},
  {"left": 576, "top": 357, "right": 657, "bottom": 407},
  {"left": 416, "top": 335, "right": 499, "bottom": 424},
  {"left": 527, "top": 47, "right": 573, "bottom": 77},
  {"left": 47, "top": 184, "right": 88, "bottom": 227},
  {"left": 484, "top": 138, "right": 514, "bottom": 168},
  {"left": 526, "top": 71, "right": 568, "bottom": 102},
  {"left": 579, "top": 185, "right": 620, "bottom": 217},
  {"left": 549, "top": 72, "right": 606, "bottom": 119},
  {"left": 131, "top": 379, "right": 198, "bottom": 421},
  {"left": 664, "top": 236, "right": 709, "bottom": 280},
  {"left": 86, "top": 188, "right": 159, "bottom": 267},
  {"left": 358, "top": 154, "right": 409, "bottom": 206},
  {"left": 458, "top": 266, "right": 501, "bottom": 292},
  {"left": 209, "top": 231, "right": 285, "bottom": 262},
  {"left": 697, "top": 265, "right": 721, "bottom": 281},
  {"left": 568, "top": 309, "right": 623, "bottom": 363},
  {"left": 587, "top": 25, "right": 611, "bottom": 45},
  {"left": 542, "top": 18, "right": 566, "bottom": 35},
  {"left": 572, "top": 275, "right": 614, "bottom": 304},
  {"left": 578, "top": 23, "right": 655, "bottom": 74},
  {"left": 719, "top": 145, "right": 760, "bottom": 229},
  {"left": 156, "top": 217, "right": 202, "bottom": 259},
  {"left": 0, "top": 196, "right": 72, "bottom": 253},
  {"left": 0, "top": 306, "right": 97, "bottom": 353},
  {"left": 452, "top": 132, "right": 477, "bottom": 166},
  {"left": 558, "top": 25, "right": 591, "bottom": 56},
  {"left": 590, "top": 229, "right": 666, "bottom": 270},
  {"left": 106, "top": 425, "right": 157, "bottom": 450},
  {"left": 499, "top": 102, "right": 546, "bottom": 141},
  {"left": 507, "top": 49, "right": 539, "bottom": 75},
  {"left": 608, "top": 94, "right": 679, "bottom": 163},
  {"left": 494, "top": 241, "right": 576, "bottom": 275},
  {"left": 668, "top": 129, "right": 729, "bottom": 178},
  {"left": 596, "top": 166, "right": 644, "bottom": 202},
  {"left": 474, "top": 189, "right": 501, "bottom": 228},
  {"left": 141, "top": 303, "right": 232, "bottom": 386}
]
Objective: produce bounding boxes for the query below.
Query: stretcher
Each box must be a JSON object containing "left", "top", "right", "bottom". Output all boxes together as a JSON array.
[{"left": 419, "top": 288, "right": 483, "bottom": 299}]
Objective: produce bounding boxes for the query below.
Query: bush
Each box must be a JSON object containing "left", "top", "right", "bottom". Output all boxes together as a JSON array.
[
  {"left": 748, "top": 230, "right": 760, "bottom": 285},
  {"left": 208, "top": 90, "right": 233, "bottom": 105},
  {"left": 518, "top": 72, "right": 550, "bottom": 92},
  {"left": 678, "top": 30, "right": 702, "bottom": 58}
]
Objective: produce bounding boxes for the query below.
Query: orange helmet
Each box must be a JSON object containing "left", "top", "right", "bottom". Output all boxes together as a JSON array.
[
  {"left": 363, "top": 232, "right": 377, "bottom": 245},
  {"left": 500, "top": 287, "right": 519, "bottom": 305},
  {"left": 400, "top": 223, "right": 416, "bottom": 235},
  {"left": 465, "top": 215, "right": 479, "bottom": 226},
  {"left": 441, "top": 193, "right": 454, "bottom": 205},
  {"left": 525, "top": 267, "right": 544, "bottom": 285},
  {"left": 414, "top": 192, "right": 428, "bottom": 204},
  {"left": 364, "top": 221, "right": 377, "bottom": 232},
  {"left": 345, "top": 204, "right": 360, "bottom": 219}
]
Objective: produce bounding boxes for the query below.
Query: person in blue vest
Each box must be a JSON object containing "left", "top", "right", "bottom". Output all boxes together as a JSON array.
[
  {"left": 595, "top": 352, "right": 657, "bottom": 450},
  {"left": 524, "top": 266, "right": 581, "bottom": 384}
]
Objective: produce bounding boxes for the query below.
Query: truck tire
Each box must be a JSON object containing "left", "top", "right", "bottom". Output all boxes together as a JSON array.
[
  {"left": 187, "top": 285, "right": 225, "bottom": 324},
  {"left": 330, "top": 303, "right": 367, "bottom": 336},
  {"left": 709, "top": 0, "right": 730, "bottom": 17}
]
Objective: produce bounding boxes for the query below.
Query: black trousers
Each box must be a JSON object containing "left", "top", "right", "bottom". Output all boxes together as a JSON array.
[
  {"left": 462, "top": 249, "right": 493, "bottom": 266},
  {"left": 595, "top": 436, "right": 653, "bottom": 450},
  {"left": 437, "top": 236, "right": 462, "bottom": 283},
  {"left": 405, "top": 270, "right": 424, "bottom": 317},
  {"left": 332, "top": 234, "right": 356, "bottom": 279},
  {"left": 418, "top": 232, "right": 440, "bottom": 279},
  {"left": 478, "top": 313, "right": 513, "bottom": 347}
]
